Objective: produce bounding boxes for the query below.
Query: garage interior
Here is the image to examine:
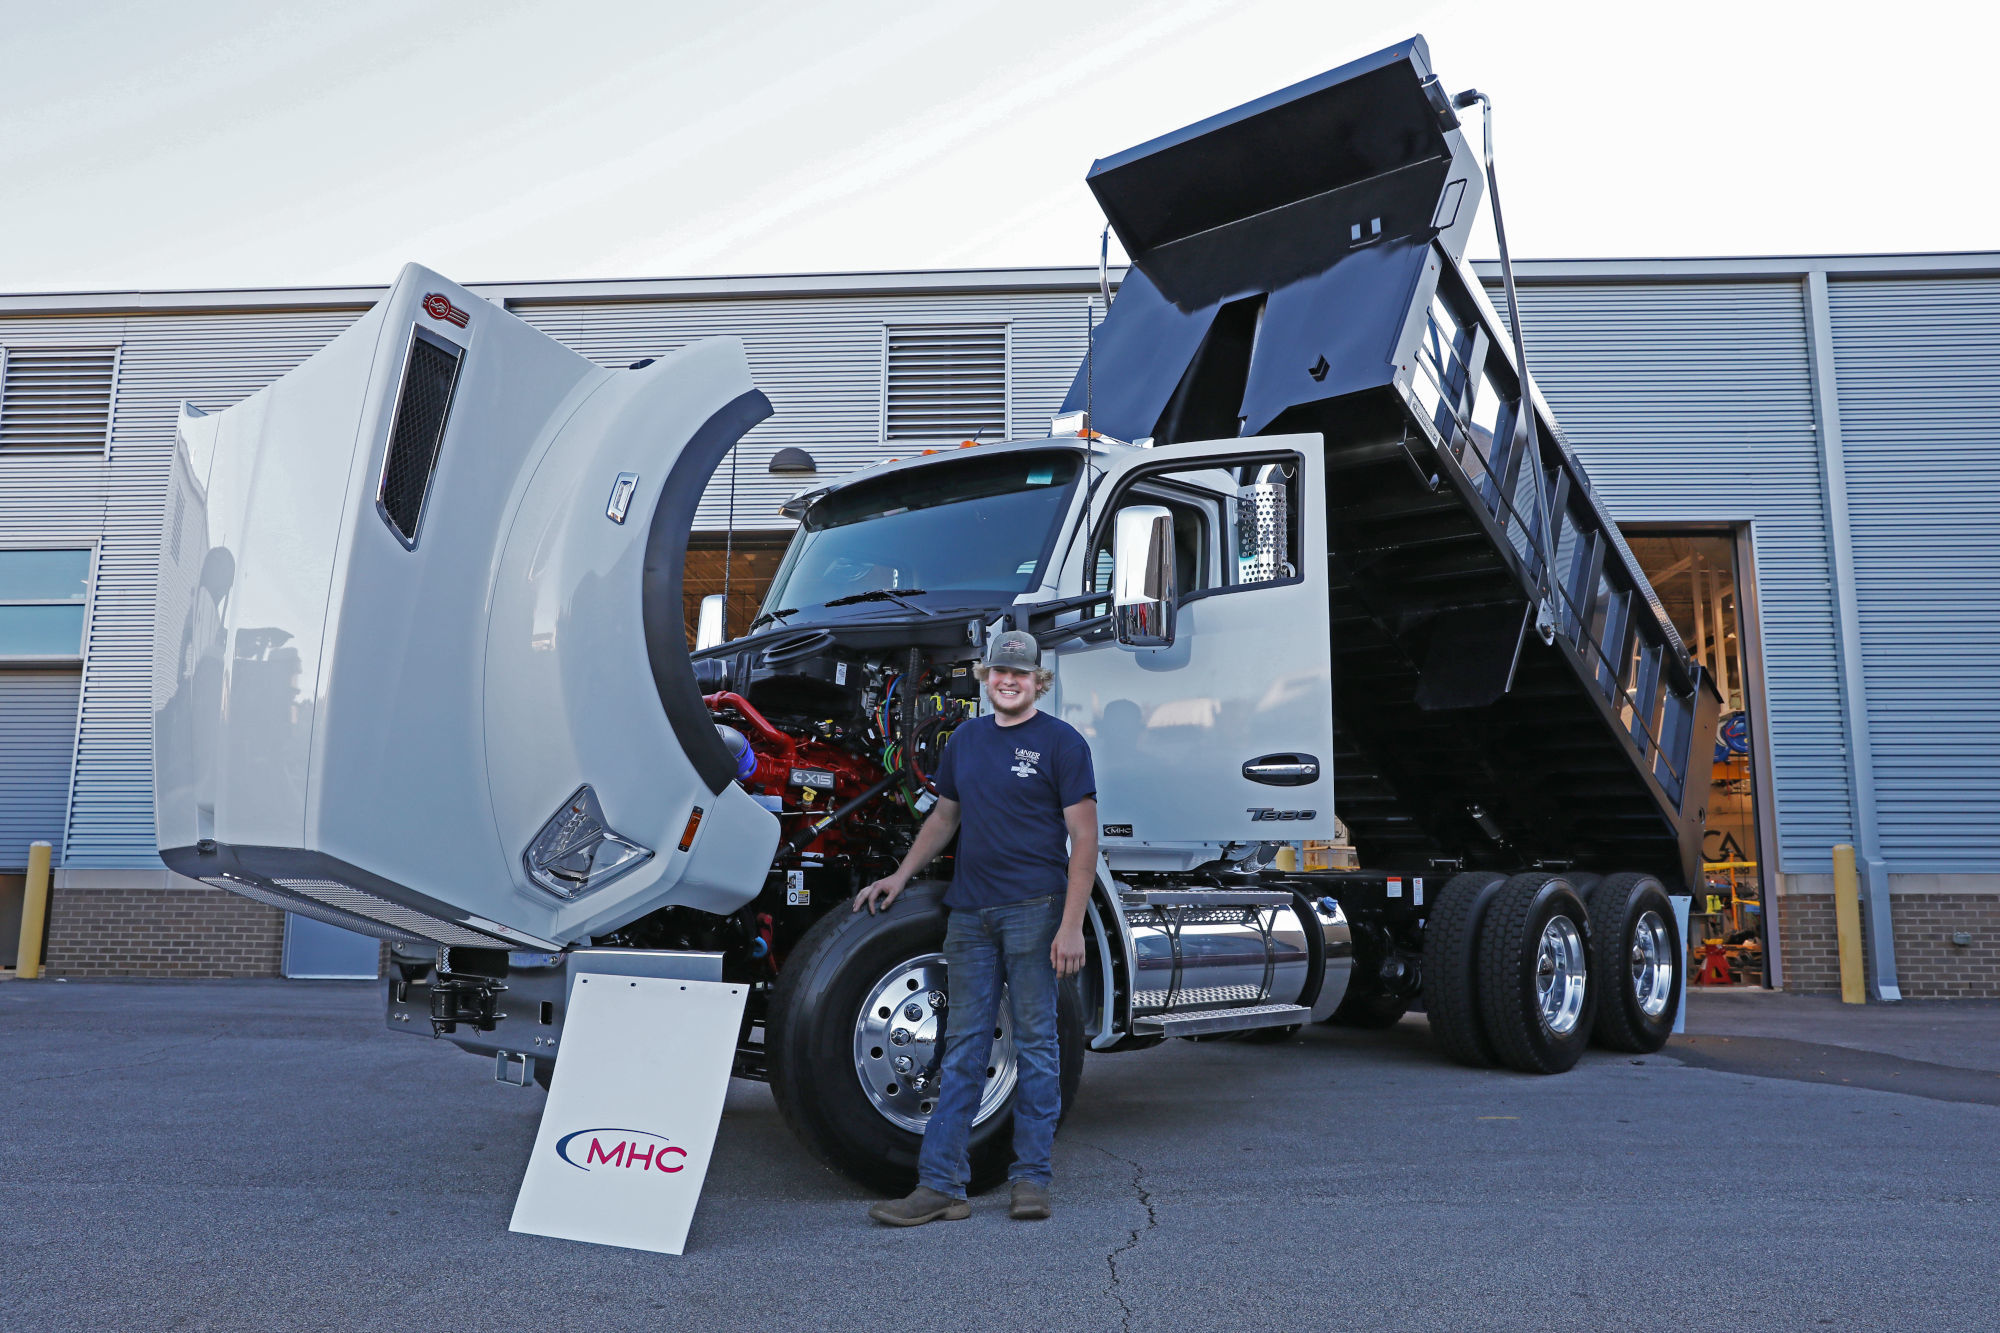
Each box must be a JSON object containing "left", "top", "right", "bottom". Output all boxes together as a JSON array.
[{"left": 1627, "top": 530, "right": 1769, "bottom": 988}]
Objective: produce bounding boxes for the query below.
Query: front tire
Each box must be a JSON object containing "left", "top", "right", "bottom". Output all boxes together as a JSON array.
[
  {"left": 1476, "top": 873, "right": 1594, "bottom": 1074},
  {"left": 1581, "top": 872, "right": 1681, "bottom": 1053},
  {"left": 767, "top": 883, "right": 1084, "bottom": 1195}
]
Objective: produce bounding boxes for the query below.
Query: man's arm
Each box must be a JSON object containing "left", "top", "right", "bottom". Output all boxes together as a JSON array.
[
  {"left": 1052, "top": 797, "right": 1098, "bottom": 976},
  {"left": 853, "top": 797, "right": 961, "bottom": 914}
]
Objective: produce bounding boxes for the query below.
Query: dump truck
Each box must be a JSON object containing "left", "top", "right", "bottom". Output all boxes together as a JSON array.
[{"left": 154, "top": 36, "right": 1716, "bottom": 1192}]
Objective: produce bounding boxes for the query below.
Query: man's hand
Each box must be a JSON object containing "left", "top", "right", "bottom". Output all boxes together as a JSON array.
[
  {"left": 1051, "top": 922, "right": 1087, "bottom": 977},
  {"left": 854, "top": 873, "right": 909, "bottom": 915}
]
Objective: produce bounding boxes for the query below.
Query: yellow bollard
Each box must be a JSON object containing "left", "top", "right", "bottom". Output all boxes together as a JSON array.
[
  {"left": 1832, "top": 843, "right": 1865, "bottom": 1005},
  {"left": 15, "top": 840, "right": 52, "bottom": 980}
]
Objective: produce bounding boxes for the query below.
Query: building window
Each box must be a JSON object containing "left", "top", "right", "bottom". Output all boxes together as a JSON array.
[
  {"left": 883, "top": 324, "right": 1006, "bottom": 441},
  {"left": 0, "top": 346, "right": 118, "bottom": 454},
  {"left": 0, "top": 550, "right": 90, "bottom": 660}
]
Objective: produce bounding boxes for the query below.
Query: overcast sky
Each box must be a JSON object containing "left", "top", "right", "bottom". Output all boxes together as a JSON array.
[{"left": 2, "top": 0, "right": 1992, "bottom": 293}]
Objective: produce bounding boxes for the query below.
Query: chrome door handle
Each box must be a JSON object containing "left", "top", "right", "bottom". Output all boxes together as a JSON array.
[{"left": 1243, "top": 754, "right": 1320, "bottom": 786}]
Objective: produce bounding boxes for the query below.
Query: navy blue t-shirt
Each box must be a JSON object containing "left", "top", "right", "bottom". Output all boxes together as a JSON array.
[{"left": 933, "top": 710, "right": 1096, "bottom": 910}]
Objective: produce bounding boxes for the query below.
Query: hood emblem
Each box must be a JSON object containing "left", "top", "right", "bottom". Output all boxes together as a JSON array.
[
  {"left": 422, "top": 292, "right": 470, "bottom": 328},
  {"left": 524, "top": 784, "right": 653, "bottom": 899}
]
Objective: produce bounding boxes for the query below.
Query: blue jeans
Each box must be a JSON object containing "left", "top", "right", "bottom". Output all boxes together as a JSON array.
[{"left": 916, "top": 894, "right": 1064, "bottom": 1197}]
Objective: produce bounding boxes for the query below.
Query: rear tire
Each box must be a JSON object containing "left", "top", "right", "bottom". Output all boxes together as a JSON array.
[
  {"left": 767, "top": 884, "right": 1085, "bottom": 1195},
  {"left": 1420, "top": 871, "right": 1509, "bottom": 1067},
  {"left": 1476, "top": 873, "right": 1594, "bottom": 1074},
  {"left": 1581, "top": 872, "right": 1681, "bottom": 1053}
]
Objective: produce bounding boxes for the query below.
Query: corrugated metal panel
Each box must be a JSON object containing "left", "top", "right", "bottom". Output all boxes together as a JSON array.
[
  {"left": 0, "top": 669, "right": 81, "bottom": 867},
  {"left": 511, "top": 289, "right": 1098, "bottom": 530},
  {"left": 1494, "top": 279, "right": 1850, "bottom": 871},
  {"left": 0, "top": 345, "right": 118, "bottom": 453},
  {"left": 1829, "top": 276, "right": 2000, "bottom": 871},
  {"left": 0, "top": 307, "right": 368, "bottom": 869}
]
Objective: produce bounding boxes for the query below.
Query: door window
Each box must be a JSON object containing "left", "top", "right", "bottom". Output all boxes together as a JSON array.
[{"left": 1088, "top": 454, "right": 1302, "bottom": 600}]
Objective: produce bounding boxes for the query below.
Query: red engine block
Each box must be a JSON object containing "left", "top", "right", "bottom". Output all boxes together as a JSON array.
[{"left": 705, "top": 692, "right": 889, "bottom": 857}]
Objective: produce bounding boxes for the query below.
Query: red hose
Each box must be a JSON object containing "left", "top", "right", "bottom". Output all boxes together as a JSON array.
[{"left": 705, "top": 691, "right": 796, "bottom": 765}]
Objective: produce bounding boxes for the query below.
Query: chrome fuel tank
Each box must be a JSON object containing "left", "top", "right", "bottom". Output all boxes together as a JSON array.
[{"left": 1121, "top": 888, "right": 1316, "bottom": 1016}]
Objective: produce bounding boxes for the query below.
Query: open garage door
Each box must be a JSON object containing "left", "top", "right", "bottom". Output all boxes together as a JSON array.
[{"left": 1626, "top": 531, "right": 1772, "bottom": 987}]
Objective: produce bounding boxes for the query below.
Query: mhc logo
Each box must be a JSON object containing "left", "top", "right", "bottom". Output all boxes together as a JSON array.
[{"left": 555, "top": 1127, "right": 687, "bottom": 1174}]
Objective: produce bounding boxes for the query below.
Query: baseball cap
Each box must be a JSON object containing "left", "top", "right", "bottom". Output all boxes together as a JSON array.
[{"left": 980, "top": 629, "right": 1041, "bottom": 672}]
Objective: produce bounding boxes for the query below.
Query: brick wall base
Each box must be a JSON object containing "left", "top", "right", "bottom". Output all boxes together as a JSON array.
[
  {"left": 1887, "top": 894, "right": 2000, "bottom": 998},
  {"left": 1776, "top": 894, "right": 1842, "bottom": 994},
  {"left": 44, "top": 885, "right": 285, "bottom": 979},
  {"left": 1776, "top": 891, "right": 2000, "bottom": 998}
]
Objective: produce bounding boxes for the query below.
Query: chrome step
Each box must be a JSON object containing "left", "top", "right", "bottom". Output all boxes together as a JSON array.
[
  {"left": 1119, "top": 888, "right": 1293, "bottom": 909},
  {"left": 1131, "top": 1003, "right": 1310, "bottom": 1038}
]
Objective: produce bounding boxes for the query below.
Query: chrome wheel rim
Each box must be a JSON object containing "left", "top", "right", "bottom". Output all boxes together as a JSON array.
[
  {"left": 1630, "top": 909, "right": 1674, "bottom": 1018},
  {"left": 1535, "top": 914, "right": 1588, "bottom": 1036},
  {"left": 853, "top": 952, "right": 1016, "bottom": 1133}
]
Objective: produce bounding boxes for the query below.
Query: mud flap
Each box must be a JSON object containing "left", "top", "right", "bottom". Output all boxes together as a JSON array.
[{"left": 510, "top": 972, "right": 746, "bottom": 1255}]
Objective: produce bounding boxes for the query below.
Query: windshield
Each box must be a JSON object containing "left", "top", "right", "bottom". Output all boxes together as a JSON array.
[{"left": 761, "top": 449, "right": 1082, "bottom": 617}]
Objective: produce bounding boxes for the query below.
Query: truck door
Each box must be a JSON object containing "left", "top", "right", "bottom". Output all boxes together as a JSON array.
[{"left": 1047, "top": 433, "right": 1335, "bottom": 854}]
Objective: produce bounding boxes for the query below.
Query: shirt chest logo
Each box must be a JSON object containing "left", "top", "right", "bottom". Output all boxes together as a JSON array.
[{"left": 1011, "top": 746, "right": 1042, "bottom": 779}]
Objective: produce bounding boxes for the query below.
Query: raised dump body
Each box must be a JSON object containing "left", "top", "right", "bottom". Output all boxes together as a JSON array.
[{"left": 1066, "top": 36, "right": 1719, "bottom": 894}]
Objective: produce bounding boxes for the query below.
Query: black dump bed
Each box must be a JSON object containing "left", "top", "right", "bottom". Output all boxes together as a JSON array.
[{"left": 1066, "top": 36, "right": 1720, "bottom": 892}]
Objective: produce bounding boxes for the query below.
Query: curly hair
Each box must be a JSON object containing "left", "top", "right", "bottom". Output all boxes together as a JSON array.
[{"left": 974, "top": 662, "right": 1055, "bottom": 699}]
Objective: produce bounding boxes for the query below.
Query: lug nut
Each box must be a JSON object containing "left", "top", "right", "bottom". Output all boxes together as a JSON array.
[
  {"left": 890, "top": 1028, "right": 912, "bottom": 1046},
  {"left": 892, "top": 1055, "right": 913, "bottom": 1073},
  {"left": 927, "top": 990, "right": 947, "bottom": 1009},
  {"left": 903, "top": 1002, "right": 924, "bottom": 1021}
]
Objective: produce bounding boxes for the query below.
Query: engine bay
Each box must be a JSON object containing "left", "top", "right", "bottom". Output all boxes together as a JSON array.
[{"left": 598, "top": 627, "right": 986, "bottom": 983}]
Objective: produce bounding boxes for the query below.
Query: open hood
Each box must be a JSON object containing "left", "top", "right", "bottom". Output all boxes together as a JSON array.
[
  {"left": 154, "top": 263, "right": 779, "bottom": 949},
  {"left": 1065, "top": 35, "right": 1484, "bottom": 444}
]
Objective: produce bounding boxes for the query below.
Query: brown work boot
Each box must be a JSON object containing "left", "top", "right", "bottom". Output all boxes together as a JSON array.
[
  {"left": 868, "top": 1186, "right": 970, "bottom": 1227},
  {"left": 1009, "top": 1180, "right": 1052, "bottom": 1220}
]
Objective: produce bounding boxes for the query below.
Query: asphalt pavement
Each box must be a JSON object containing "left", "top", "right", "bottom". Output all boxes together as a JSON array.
[{"left": 2, "top": 978, "right": 1996, "bottom": 1332}]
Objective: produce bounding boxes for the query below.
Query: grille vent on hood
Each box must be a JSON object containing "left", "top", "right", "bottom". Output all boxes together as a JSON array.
[{"left": 376, "top": 325, "right": 464, "bottom": 548}]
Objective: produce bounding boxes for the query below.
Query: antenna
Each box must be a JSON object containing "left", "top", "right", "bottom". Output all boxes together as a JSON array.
[
  {"left": 721, "top": 441, "right": 738, "bottom": 636},
  {"left": 1084, "top": 297, "right": 1093, "bottom": 432}
]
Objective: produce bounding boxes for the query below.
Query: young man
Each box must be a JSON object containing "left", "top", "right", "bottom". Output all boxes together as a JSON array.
[{"left": 853, "top": 629, "right": 1097, "bottom": 1225}]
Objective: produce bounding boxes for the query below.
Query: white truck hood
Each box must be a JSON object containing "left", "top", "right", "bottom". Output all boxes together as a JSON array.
[{"left": 154, "top": 263, "right": 780, "bottom": 948}]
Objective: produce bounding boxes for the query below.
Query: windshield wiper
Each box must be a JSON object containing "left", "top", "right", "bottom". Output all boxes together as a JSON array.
[
  {"left": 747, "top": 607, "right": 798, "bottom": 632},
  {"left": 822, "top": 587, "right": 935, "bottom": 616}
]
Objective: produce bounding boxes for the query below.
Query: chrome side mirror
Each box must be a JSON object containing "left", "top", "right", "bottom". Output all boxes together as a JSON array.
[
  {"left": 695, "top": 593, "right": 727, "bottom": 650},
  {"left": 1112, "top": 505, "right": 1177, "bottom": 648}
]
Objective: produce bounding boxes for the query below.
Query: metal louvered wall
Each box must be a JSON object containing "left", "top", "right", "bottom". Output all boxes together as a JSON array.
[
  {"left": 0, "top": 346, "right": 119, "bottom": 453},
  {"left": 1828, "top": 277, "right": 2000, "bottom": 872},
  {"left": 511, "top": 290, "right": 1100, "bottom": 530},
  {"left": 1495, "top": 279, "right": 1850, "bottom": 873},
  {"left": 6, "top": 263, "right": 1991, "bottom": 888}
]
